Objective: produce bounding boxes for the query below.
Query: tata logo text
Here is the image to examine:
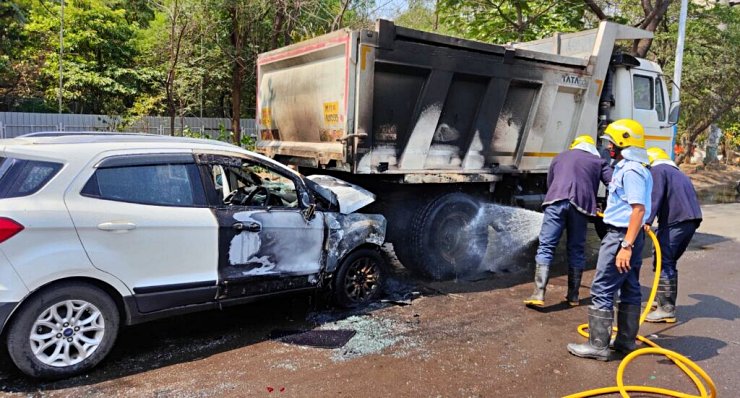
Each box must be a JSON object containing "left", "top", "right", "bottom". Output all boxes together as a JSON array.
[{"left": 561, "top": 74, "right": 589, "bottom": 88}]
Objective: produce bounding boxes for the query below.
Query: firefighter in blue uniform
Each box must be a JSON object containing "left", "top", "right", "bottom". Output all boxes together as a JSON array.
[
  {"left": 524, "top": 135, "right": 612, "bottom": 308},
  {"left": 644, "top": 147, "right": 702, "bottom": 323},
  {"left": 567, "top": 119, "right": 653, "bottom": 361}
]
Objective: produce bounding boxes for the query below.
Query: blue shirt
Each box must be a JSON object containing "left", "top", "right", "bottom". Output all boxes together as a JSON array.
[
  {"left": 542, "top": 148, "right": 613, "bottom": 216},
  {"left": 646, "top": 163, "right": 702, "bottom": 227},
  {"left": 603, "top": 159, "right": 653, "bottom": 228}
]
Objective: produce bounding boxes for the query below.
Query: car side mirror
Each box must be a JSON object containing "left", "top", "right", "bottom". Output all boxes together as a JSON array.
[
  {"left": 668, "top": 102, "right": 681, "bottom": 125},
  {"left": 302, "top": 203, "right": 316, "bottom": 221}
]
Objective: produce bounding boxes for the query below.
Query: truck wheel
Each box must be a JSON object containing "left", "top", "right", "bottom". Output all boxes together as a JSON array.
[
  {"left": 411, "top": 193, "right": 488, "bottom": 280},
  {"left": 333, "top": 248, "right": 386, "bottom": 308},
  {"left": 6, "top": 282, "right": 120, "bottom": 379}
]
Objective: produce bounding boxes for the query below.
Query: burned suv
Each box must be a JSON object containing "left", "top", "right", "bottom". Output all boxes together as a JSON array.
[{"left": 0, "top": 133, "right": 386, "bottom": 379}]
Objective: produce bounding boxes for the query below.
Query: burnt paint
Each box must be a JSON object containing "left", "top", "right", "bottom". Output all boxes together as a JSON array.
[
  {"left": 214, "top": 209, "right": 324, "bottom": 282},
  {"left": 323, "top": 213, "right": 386, "bottom": 273}
]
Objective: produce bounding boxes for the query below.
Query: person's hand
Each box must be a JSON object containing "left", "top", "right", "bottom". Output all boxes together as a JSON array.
[
  {"left": 616, "top": 247, "right": 632, "bottom": 273},
  {"left": 644, "top": 224, "right": 651, "bottom": 232}
]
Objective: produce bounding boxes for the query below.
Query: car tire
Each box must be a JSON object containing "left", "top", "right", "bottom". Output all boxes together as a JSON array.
[
  {"left": 410, "top": 193, "right": 488, "bottom": 280},
  {"left": 333, "top": 248, "right": 386, "bottom": 308},
  {"left": 6, "top": 282, "right": 120, "bottom": 379}
]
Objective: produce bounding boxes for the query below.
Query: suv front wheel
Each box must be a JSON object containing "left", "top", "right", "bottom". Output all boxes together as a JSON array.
[
  {"left": 332, "top": 248, "right": 386, "bottom": 308},
  {"left": 7, "top": 282, "right": 120, "bottom": 379}
]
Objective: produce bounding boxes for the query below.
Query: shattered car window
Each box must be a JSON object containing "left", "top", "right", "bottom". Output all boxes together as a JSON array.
[{"left": 209, "top": 159, "right": 298, "bottom": 208}]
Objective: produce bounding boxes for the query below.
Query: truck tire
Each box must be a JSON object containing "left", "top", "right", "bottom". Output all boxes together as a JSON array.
[
  {"left": 6, "top": 282, "right": 120, "bottom": 379},
  {"left": 410, "top": 193, "right": 488, "bottom": 280}
]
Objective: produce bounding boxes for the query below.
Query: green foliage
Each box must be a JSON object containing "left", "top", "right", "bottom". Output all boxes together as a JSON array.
[
  {"left": 4, "top": 0, "right": 734, "bottom": 148},
  {"left": 394, "top": 0, "right": 454, "bottom": 35},
  {"left": 18, "top": 0, "right": 158, "bottom": 114},
  {"left": 654, "top": 3, "right": 740, "bottom": 140},
  {"left": 438, "top": 0, "right": 587, "bottom": 43}
]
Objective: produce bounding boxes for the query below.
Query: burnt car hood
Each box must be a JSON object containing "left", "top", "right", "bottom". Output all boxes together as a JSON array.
[{"left": 306, "top": 175, "right": 375, "bottom": 214}]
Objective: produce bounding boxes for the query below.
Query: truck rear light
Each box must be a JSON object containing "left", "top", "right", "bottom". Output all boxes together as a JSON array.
[{"left": 0, "top": 218, "right": 24, "bottom": 243}]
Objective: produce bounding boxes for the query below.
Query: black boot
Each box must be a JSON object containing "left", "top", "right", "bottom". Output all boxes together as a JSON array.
[
  {"left": 646, "top": 278, "right": 677, "bottom": 323},
  {"left": 613, "top": 303, "right": 641, "bottom": 354},
  {"left": 565, "top": 268, "right": 583, "bottom": 306},
  {"left": 524, "top": 264, "right": 549, "bottom": 307},
  {"left": 567, "top": 306, "right": 613, "bottom": 361}
]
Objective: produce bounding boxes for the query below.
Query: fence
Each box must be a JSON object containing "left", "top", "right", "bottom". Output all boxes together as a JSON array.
[{"left": 0, "top": 112, "right": 256, "bottom": 139}]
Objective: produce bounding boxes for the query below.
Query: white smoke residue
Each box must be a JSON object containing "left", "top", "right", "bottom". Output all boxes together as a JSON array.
[{"left": 472, "top": 204, "right": 544, "bottom": 274}]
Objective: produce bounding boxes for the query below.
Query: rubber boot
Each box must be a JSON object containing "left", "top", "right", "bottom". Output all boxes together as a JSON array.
[
  {"left": 523, "top": 264, "right": 549, "bottom": 307},
  {"left": 565, "top": 268, "right": 583, "bottom": 306},
  {"left": 646, "top": 278, "right": 677, "bottom": 323},
  {"left": 567, "top": 306, "right": 613, "bottom": 361},
  {"left": 613, "top": 303, "right": 641, "bottom": 354}
]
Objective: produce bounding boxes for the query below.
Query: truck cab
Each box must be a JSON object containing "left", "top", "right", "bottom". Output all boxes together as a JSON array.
[{"left": 609, "top": 58, "right": 674, "bottom": 153}]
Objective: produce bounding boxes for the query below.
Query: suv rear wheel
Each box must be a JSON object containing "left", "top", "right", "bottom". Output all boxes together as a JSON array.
[{"left": 6, "top": 282, "right": 120, "bottom": 379}]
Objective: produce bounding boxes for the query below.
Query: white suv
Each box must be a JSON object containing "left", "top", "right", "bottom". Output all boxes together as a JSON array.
[{"left": 0, "top": 133, "right": 386, "bottom": 379}]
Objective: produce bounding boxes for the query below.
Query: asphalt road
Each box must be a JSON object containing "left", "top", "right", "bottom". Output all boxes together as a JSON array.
[{"left": 1, "top": 204, "right": 738, "bottom": 397}]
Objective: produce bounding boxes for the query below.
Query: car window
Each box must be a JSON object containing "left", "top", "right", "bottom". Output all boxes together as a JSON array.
[
  {"left": 82, "top": 163, "right": 202, "bottom": 207},
  {"left": 633, "top": 75, "right": 653, "bottom": 110},
  {"left": 208, "top": 159, "right": 298, "bottom": 208},
  {"left": 0, "top": 157, "right": 63, "bottom": 199}
]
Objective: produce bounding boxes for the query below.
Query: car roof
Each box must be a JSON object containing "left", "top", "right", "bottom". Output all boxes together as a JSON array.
[
  {"left": 0, "top": 132, "right": 300, "bottom": 177},
  {"left": 11, "top": 131, "right": 237, "bottom": 147}
]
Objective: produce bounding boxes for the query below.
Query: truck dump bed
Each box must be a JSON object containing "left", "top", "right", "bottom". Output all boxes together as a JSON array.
[{"left": 256, "top": 21, "right": 642, "bottom": 181}]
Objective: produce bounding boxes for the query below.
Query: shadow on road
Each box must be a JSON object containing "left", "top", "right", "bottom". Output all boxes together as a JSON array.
[
  {"left": 679, "top": 294, "right": 740, "bottom": 322},
  {"left": 648, "top": 334, "right": 727, "bottom": 362}
]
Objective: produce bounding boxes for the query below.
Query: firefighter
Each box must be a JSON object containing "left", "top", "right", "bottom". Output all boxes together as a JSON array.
[
  {"left": 567, "top": 119, "right": 653, "bottom": 361},
  {"left": 644, "top": 147, "right": 702, "bottom": 323},
  {"left": 524, "top": 134, "right": 612, "bottom": 308}
]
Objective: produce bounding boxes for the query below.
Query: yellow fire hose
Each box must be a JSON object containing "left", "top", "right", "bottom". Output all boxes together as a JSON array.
[{"left": 564, "top": 224, "right": 716, "bottom": 398}]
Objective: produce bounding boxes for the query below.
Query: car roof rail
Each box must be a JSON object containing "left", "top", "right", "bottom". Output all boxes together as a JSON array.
[{"left": 19, "top": 131, "right": 154, "bottom": 138}]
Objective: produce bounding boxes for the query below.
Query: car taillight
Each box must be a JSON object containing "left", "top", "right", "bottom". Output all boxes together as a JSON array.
[{"left": 0, "top": 218, "right": 24, "bottom": 244}]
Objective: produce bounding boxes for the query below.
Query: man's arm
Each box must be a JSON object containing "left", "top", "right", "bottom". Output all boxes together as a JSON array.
[
  {"left": 645, "top": 169, "right": 663, "bottom": 226},
  {"left": 615, "top": 169, "right": 648, "bottom": 273},
  {"left": 600, "top": 159, "right": 613, "bottom": 186},
  {"left": 616, "top": 203, "right": 645, "bottom": 273}
]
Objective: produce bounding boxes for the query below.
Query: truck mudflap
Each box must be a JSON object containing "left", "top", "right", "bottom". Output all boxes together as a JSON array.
[{"left": 323, "top": 213, "right": 386, "bottom": 274}]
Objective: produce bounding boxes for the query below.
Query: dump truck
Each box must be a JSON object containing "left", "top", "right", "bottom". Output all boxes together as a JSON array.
[{"left": 255, "top": 20, "right": 679, "bottom": 280}]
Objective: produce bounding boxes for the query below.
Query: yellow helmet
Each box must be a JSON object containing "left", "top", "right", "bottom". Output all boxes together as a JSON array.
[
  {"left": 646, "top": 147, "right": 670, "bottom": 164},
  {"left": 569, "top": 135, "right": 595, "bottom": 149},
  {"left": 601, "top": 119, "right": 645, "bottom": 149}
]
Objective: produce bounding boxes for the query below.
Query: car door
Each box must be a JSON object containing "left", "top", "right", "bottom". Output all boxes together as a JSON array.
[
  {"left": 64, "top": 151, "right": 220, "bottom": 313},
  {"left": 195, "top": 153, "right": 325, "bottom": 299}
]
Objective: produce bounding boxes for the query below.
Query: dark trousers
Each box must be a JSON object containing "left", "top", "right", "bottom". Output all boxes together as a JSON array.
[
  {"left": 535, "top": 200, "right": 589, "bottom": 270},
  {"left": 590, "top": 226, "right": 646, "bottom": 310},
  {"left": 653, "top": 220, "right": 699, "bottom": 279}
]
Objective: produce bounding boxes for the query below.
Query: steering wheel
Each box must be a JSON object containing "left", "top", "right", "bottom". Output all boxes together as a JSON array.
[
  {"left": 223, "top": 187, "right": 248, "bottom": 205},
  {"left": 244, "top": 186, "right": 273, "bottom": 207}
]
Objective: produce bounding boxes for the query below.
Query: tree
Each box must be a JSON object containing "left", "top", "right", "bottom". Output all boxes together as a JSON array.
[
  {"left": 669, "top": 3, "right": 740, "bottom": 164},
  {"left": 143, "top": 0, "right": 199, "bottom": 135},
  {"left": 438, "top": 0, "right": 587, "bottom": 43},
  {"left": 583, "top": 0, "right": 674, "bottom": 57},
  {"left": 20, "top": 0, "right": 155, "bottom": 114},
  {"left": 394, "top": 0, "right": 452, "bottom": 34},
  {"left": 0, "top": 1, "right": 33, "bottom": 110}
]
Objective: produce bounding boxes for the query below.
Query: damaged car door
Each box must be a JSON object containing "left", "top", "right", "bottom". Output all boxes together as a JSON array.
[{"left": 196, "top": 153, "right": 325, "bottom": 298}]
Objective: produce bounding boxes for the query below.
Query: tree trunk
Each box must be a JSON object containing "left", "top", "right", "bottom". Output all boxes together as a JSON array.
[
  {"left": 632, "top": 0, "right": 672, "bottom": 57},
  {"left": 583, "top": 0, "right": 608, "bottom": 20},
  {"left": 230, "top": 5, "right": 243, "bottom": 145},
  {"left": 272, "top": 1, "right": 285, "bottom": 49},
  {"left": 675, "top": 89, "right": 740, "bottom": 165}
]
